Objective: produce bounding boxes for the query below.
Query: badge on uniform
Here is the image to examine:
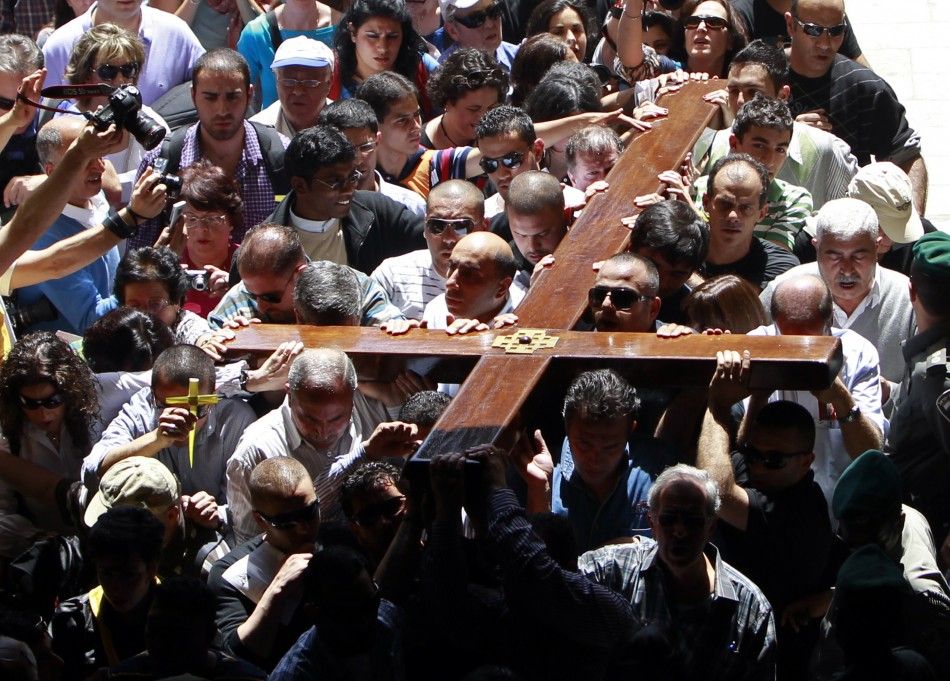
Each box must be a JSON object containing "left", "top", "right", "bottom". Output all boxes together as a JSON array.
[{"left": 937, "top": 389, "right": 950, "bottom": 425}]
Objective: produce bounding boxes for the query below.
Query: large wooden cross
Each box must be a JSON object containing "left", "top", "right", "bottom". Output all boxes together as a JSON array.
[{"left": 224, "top": 82, "right": 842, "bottom": 463}]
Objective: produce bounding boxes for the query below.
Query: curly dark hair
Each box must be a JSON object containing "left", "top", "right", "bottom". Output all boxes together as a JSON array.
[
  {"left": 426, "top": 48, "right": 508, "bottom": 110},
  {"left": 114, "top": 247, "right": 190, "bottom": 306},
  {"left": 333, "top": 0, "right": 425, "bottom": 94},
  {"left": 0, "top": 332, "right": 99, "bottom": 456},
  {"left": 180, "top": 159, "right": 244, "bottom": 234}
]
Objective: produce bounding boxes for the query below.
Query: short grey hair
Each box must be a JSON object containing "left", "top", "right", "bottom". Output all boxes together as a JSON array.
[
  {"left": 562, "top": 368, "right": 640, "bottom": 424},
  {"left": 566, "top": 125, "right": 624, "bottom": 169},
  {"left": 293, "top": 261, "right": 361, "bottom": 326},
  {"left": 36, "top": 124, "right": 64, "bottom": 166},
  {"left": 0, "top": 34, "right": 43, "bottom": 76},
  {"left": 648, "top": 464, "right": 721, "bottom": 518},
  {"left": 814, "top": 198, "right": 879, "bottom": 244},
  {"left": 288, "top": 348, "right": 357, "bottom": 394}
]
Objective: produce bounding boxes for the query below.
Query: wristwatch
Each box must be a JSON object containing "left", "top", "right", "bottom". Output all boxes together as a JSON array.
[{"left": 838, "top": 404, "right": 861, "bottom": 424}]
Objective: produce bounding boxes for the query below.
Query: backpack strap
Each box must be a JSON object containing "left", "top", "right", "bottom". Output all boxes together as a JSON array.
[
  {"left": 248, "top": 120, "right": 290, "bottom": 197},
  {"left": 265, "top": 9, "right": 283, "bottom": 51}
]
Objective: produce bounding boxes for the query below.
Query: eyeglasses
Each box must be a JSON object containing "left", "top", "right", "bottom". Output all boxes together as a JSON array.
[
  {"left": 655, "top": 512, "right": 708, "bottom": 531},
  {"left": 793, "top": 17, "right": 847, "bottom": 38},
  {"left": 426, "top": 217, "right": 475, "bottom": 236},
  {"left": 0, "top": 95, "right": 15, "bottom": 112},
  {"left": 354, "top": 496, "right": 406, "bottom": 526},
  {"left": 129, "top": 298, "right": 171, "bottom": 315},
  {"left": 313, "top": 170, "right": 363, "bottom": 192},
  {"left": 19, "top": 392, "right": 65, "bottom": 410},
  {"left": 478, "top": 151, "right": 525, "bottom": 174},
  {"left": 95, "top": 62, "right": 139, "bottom": 81},
  {"left": 355, "top": 140, "right": 377, "bottom": 154},
  {"left": 588, "top": 285, "right": 649, "bottom": 310},
  {"left": 683, "top": 15, "right": 729, "bottom": 31},
  {"left": 739, "top": 442, "right": 810, "bottom": 470},
  {"left": 278, "top": 77, "right": 330, "bottom": 90},
  {"left": 451, "top": 0, "right": 503, "bottom": 29},
  {"left": 257, "top": 499, "right": 320, "bottom": 530},
  {"left": 183, "top": 213, "right": 229, "bottom": 229}
]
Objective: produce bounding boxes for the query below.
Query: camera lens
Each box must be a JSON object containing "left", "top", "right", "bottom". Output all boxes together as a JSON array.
[{"left": 127, "top": 110, "right": 167, "bottom": 150}]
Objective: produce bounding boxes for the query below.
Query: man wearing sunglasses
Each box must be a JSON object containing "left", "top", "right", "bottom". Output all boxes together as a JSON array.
[
  {"left": 785, "top": 0, "right": 926, "bottom": 214},
  {"left": 439, "top": 0, "right": 518, "bottom": 72},
  {"left": 587, "top": 252, "right": 662, "bottom": 333},
  {"left": 340, "top": 462, "right": 407, "bottom": 567},
  {"left": 700, "top": 357, "right": 838, "bottom": 679}
]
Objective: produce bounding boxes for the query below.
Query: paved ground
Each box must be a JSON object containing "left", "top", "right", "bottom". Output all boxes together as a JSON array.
[{"left": 847, "top": 0, "right": 949, "bottom": 228}]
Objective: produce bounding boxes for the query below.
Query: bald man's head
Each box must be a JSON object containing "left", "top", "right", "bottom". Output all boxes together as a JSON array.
[
  {"left": 788, "top": 0, "right": 847, "bottom": 78},
  {"left": 425, "top": 180, "right": 487, "bottom": 277},
  {"left": 771, "top": 275, "right": 833, "bottom": 335},
  {"left": 444, "top": 232, "right": 518, "bottom": 321},
  {"left": 428, "top": 179, "right": 486, "bottom": 222},
  {"left": 37, "top": 118, "right": 106, "bottom": 205}
]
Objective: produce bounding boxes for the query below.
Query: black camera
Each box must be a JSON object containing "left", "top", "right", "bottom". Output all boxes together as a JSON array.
[
  {"left": 185, "top": 269, "right": 208, "bottom": 292},
  {"left": 3, "top": 295, "right": 57, "bottom": 336},
  {"left": 158, "top": 172, "right": 183, "bottom": 199},
  {"left": 88, "top": 85, "right": 166, "bottom": 151}
]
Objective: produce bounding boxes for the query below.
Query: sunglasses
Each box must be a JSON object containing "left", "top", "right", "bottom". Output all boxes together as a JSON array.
[
  {"left": 247, "top": 273, "right": 294, "bottom": 304},
  {"left": 426, "top": 217, "right": 475, "bottom": 236},
  {"left": 354, "top": 495, "right": 406, "bottom": 526},
  {"left": 95, "top": 62, "right": 139, "bottom": 81},
  {"left": 478, "top": 151, "right": 525, "bottom": 174},
  {"left": 793, "top": 17, "right": 847, "bottom": 38},
  {"left": 0, "top": 95, "right": 15, "bottom": 112},
  {"left": 655, "top": 511, "right": 708, "bottom": 531},
  {"left": 683, "top": 14, "right": 729, "bottom": 30},
  {"left": 19, "top": 392, "right": 65, "bottom": 410},
  {"left": 257, "top": 499, "right": 320, "bottom": 530},
  {"left": 313, "top": 169, "right": 363, "bottom": 192},
  {"left": 739, "top": 442, "right": 809, "bottom": 470},
  {"left": 588, "top": 285, "right": 649, "bottom": 310},
  {"left": 451, "top": 0, "right": 503, "bottom": 29}
]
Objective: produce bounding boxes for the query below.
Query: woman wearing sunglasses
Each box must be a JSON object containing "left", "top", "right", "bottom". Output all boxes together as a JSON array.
[
  {"left": 422, "top": 48, "right": 508, "bottom": 149},
  {"left": 59, "top": 24, "right": 170, "bottom": 200},
  {"left": 0, "top": 332, "right": 100, "bottom": 560}
]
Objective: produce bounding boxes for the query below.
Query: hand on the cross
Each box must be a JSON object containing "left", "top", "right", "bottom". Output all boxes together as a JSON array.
[
  {"left": 3, "top": 174, "right": 45, "bottom": 208},
  {"left": 429, "top": 452, "right": 466, "bottom": 519},
  {"left": 595, "top": 108, "right": 652, "bottom": 133},
  {"left": 708, "top": 349, "right": 752, "bottom": 418},
  {"left": 583, "top": 180, "right": 610, "bottom": 204},
  {"left": 182, "top": 491, "right": 221, "bottom": 529},
  {"left": 245, "top": 340, "right": 304, "bottom": 392},
  {"left": 679, "top": 152, "right": 699, "bottom": 187},
  {"left": 364, "top": 421, "right": 420, "bottom": 460},
  {"left": 510, "top": 428, "right": 554, "bottom": 490},
  {"left": 530, "top": 255, "right": 555, "bottom": 287},
  {"left": 445, "top": 316, "right": 488, "bottom": 335},
  {"left": 156, "top": 406, "right": 198, "bottom": 446},
  {"left": 381, "top": 318, "right": 424, "bottom": 336},
  {"left": 657, "top": 323, "right": 695, "bottom": 338},
  {"left": 491, "top": 313, "right": 519, "bottom": 330},
  {"left": 465, "top": 443, "right": 509, "bottom": 493},
  {"left": 221, "top": 315, "right": 261, "bottom": 330},
  {"left": 796, "top": 109, "right": 831, "bottom": 132},
  {"left": 632, "top": 101, "right": 668, "bottom": 123},
  {"left": 195, "top": 332, "right": 231, "bottom": 361}
]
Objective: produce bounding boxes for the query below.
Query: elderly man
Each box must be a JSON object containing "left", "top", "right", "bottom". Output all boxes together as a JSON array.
[
  {"left": 439, "top": 0, "right": 518, "bottom": 72},
  {"left": 761, "top": 198, "right": 915, "bottom": 393},
  {"left": 702, "top": 154, "right": 800, "bottom": 289},
  {"left": 210, "top": 223, "right": 403, "bottom": 328},
  {"left": 226, "top": 349, "right": 418, "bottom": 543},
  {"left": 209, "top": 457, "right": 321, "bottom": 672},
  {"left": 566, "top": 125, "right": 623, "bottom": 193},
  {"left": 506, "top": 171, "right": 569, "bottom": 291},
  {"left": 785, "top": 0, "right": 926, "bottom": 211},
  {"left": 249, "top": 36, "right": 333, "bottom": 139},
  {"left": 372, "top": 180, "right": 486, "bottom": 320},
  {"left": 587, "top": 252, "right": 661, "bottom": 333}
]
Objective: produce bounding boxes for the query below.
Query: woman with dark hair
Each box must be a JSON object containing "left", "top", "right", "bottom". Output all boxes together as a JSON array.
[
  {"left": 422, "top": 48, "right": 508, "bottom": 149},
  {"left": 331, "top": 0, "right": 438, "bottom": 114},
  {"left": 526, "top": 0, "right": 596, "bottom": 63},
  {"left": 0, "top": 332, "right": 99, "bottom": 560},
  {"left": 683, "top": 273, "right": 768, "bottom": 333},
  {"left": 509, "top": 33, "right": 577, "bottom": 107},
  {"left": 83, "top": 307, "right": 175, "bottom": 375}
]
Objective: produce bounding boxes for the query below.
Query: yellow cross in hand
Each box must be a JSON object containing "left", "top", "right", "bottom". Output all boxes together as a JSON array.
[{"left": 165, "top": 378, "right": 219, "bottom": 467}]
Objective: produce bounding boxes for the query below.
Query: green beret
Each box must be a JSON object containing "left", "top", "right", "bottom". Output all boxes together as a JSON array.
[
  {"left": 832, "top": 449, "right": 901, "bottom": 521},
  {"left": 836, "top": 544, "right": 909, "bottom": 593},
  {"left": 912, "top": 230, "right": 950, "bottom": 280}
]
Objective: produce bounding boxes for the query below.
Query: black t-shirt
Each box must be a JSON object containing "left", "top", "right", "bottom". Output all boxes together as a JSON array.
[
  {"left": 730, "top": 0, "right": 862, "bottom": 59},
  {"left": 0, "top": 116, "right": 41, "bottom": 216},
  {"left": 704, "top": 237, "right": 799, "bottom": 289},
  {"left": 658, "top": 284, "right": 691, "bottom": 326},
  {"left": 788, "top": 55, "right": 920, "bottom": 166}
]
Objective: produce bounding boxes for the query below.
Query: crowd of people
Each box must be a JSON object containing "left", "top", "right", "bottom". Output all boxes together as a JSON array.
[{"left": 0, "top": 0, "right": 947, "bottom": 680}]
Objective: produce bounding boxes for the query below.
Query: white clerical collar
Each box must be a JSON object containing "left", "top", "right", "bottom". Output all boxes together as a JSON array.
[
  {"left": 289, "top": 208, "right": 339, "bottom": 234},
  {"left": 62, "top": 192, "right": 109, "bottom": 229}
]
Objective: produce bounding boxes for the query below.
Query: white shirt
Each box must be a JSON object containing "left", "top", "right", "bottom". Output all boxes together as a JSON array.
[
  {"left": 831, "top": 273, "right": 881, "bottom": 330},
  {"left": 370, "top": 249, "right": 445, "bottom": 320}
]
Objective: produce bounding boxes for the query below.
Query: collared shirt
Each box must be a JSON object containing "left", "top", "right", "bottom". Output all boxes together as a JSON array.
[
  {"left": 370, "top": 249, "right": 446, "bottom": 321},
  {"left": 208, "top": 267, "right": 404, "bottom": 329},
  {"left": 579, "top": 539, "right": 777, "bottom": 681},
  {"left": 42, "top": 3, "right": 205, "bottom": 105},
  {"left": 438, "top": 40, "right": 519, "bottom": 73},
  {"left": 831, "top": 274, "right": 881, "bottom": 330},
  {"left": 226, "top": 393, "right": 393, "bottom": 544},
  {"left": 249, "top": 98, "right": 332, "bottom": 139},
  {"left": 134, "top": 121, "right": 289, "bottom": 247}
]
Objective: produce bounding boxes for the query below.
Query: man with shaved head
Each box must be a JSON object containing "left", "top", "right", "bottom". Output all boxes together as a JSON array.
[
  {"left": 226, "top": 349, "right": 418, "bottom": 543},
  {"left": 587, "top": 253, "right": 662, "bottom": 333},
  {"left": 210, "top": 457, "right": 321, "bottom": 672},
  {"left": 786, "top": 0, "right": 926, "bottom": 211},
  {"left": 372, "top": 179, "right": 487, "bottom": 320},
  {"left": 506, "top": 170, "right": 569, "bottom": 290}
]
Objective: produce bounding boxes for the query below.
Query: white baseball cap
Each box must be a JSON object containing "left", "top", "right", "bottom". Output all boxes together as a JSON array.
[
  {"left": 271, "top": 36, "right": 335, "bottom": 71},
  {"left": 847, "top": 162, "right": 924, "bottom": 244},
  {"left": 440, "top": 0, "right": 484, "bottom": 17}
]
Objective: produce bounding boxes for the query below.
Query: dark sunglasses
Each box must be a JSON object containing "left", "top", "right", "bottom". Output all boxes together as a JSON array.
[
  {"left": 96, "top": 62, "right": 139, "bottom": 81},
  {"left": 793, "top": 17, "right": 846, "bottom": 38},
  {"left": 655, "top": 511, "right": 708, "bottom": 531},
  {"left": 354, "top": 495, "right": 406, "bottom": 526},
  {"left": 588, "top": 285, "right": 649, "bottom": 311},
  {"left": 451, "top": 1, "right": 503, "bottom": 29},
  {"left": 257, "top": 499, "right": 320, "bottom": 530},
  {"left": 19, "top": 392, "right": 65, "bottom": 410},
  {"left": 478, "top": 151, "right": 525, "bottom": 174},
  {"left": 0, "top": 95, "right": 15, "bottom": 112},
  {"left": 739, "top": 442, "right": 809, "bottom": 470},
  {"left": 683, "top": 14, "right": 729, "bottom": 30},
  {"left": 426, "top": 217, "right": 475, "bottom": 236}
]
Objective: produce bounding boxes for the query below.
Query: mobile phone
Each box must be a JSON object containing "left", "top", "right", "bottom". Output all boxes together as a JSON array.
[{"left": 167, "top": 200, "right": 186, "bottom": 228}]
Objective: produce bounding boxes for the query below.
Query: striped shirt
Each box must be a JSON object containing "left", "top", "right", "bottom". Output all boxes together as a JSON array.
[{"left": 371, "top": 249, "right": 445, "bottom": 321}]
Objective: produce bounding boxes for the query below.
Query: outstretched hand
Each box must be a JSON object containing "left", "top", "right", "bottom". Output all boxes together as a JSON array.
[{"left": 708, "top": 349, "right": 752, "bottom": 417}]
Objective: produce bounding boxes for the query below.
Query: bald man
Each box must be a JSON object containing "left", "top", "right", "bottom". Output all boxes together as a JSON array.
[
  {"left": 372, "top": 179, "right": 488, "bottom": 320},
  {"left": 786, "top": 0, "right": 926, "bottom": 211},
  {"left": 12, "top": 117, "right": 121, "bottom": 334},
  {"left": 588, "top": 253, "right": 662, "bottom": 333},
  {"left": 506, "top": 170, "right": 569, "bottom": 291}
]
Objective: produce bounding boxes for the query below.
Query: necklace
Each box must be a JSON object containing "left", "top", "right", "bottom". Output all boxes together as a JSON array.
[{"left": 438, "top": 117, "right": 463, "bottom": 147}]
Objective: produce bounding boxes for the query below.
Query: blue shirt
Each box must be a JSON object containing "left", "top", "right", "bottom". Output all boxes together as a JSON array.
[
  {"left": 552, "top": 438, "right": 653, "bottom": 553},
  {"left": 438, "top": 40, "right": 519, "bottom": 72}
]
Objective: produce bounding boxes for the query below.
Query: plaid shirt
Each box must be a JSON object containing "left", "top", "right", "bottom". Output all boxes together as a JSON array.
[
  {"left": 11, "top": 0, "right": 55, "bottom": 38},
  {"left": 579, "top": 539, "right": 777, "bottom": 681},
  {"left": 133, "top": 120, "right": 288, "bottom": 248}
]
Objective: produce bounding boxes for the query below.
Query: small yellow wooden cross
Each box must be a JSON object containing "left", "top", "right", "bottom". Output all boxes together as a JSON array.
[{"left": 165, "top": 378, "right": 219, "bottom": 467}]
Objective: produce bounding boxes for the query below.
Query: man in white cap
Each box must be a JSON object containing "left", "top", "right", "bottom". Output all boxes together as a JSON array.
[
  {"left": 250, "top": 36, "right": 334, "bottom": 139},
  {"left": 761, "top": 198, "right": 916, "bottom": 402},
  {"left": 439, "top": 0, "right": 518, "bottom": 71},
  {"left": 847, "top": 162, "right": 935, "bottom": 277}
]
